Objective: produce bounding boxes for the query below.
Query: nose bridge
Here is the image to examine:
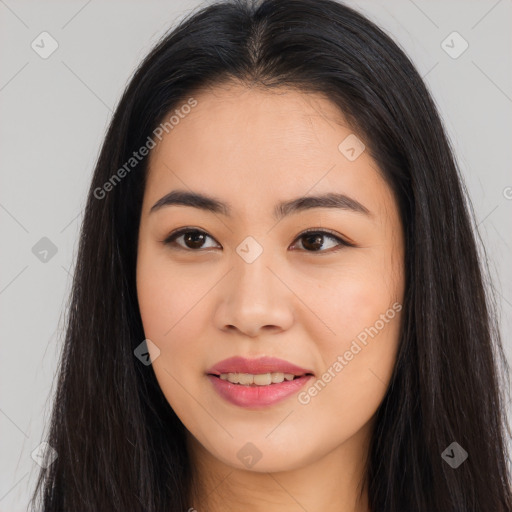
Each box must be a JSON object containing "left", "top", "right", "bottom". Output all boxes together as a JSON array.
[
  {"left": 215, "top": 234, "right": 294, "bottom": 336},
  {"left": 232, "top": 235, "right": 277, "bottom": 303}
]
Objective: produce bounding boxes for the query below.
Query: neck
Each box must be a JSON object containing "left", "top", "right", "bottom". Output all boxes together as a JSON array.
[{"left": 185, "top": 423, "right": 372, "bottom": 512}]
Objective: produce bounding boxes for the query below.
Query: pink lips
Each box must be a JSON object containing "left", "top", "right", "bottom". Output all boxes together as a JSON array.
[
  {"left": 206, "top": 356, "right": 314, "bottom": 408},
  {"left": 207, "top": 356, "right": 313, "bottom": 376}
]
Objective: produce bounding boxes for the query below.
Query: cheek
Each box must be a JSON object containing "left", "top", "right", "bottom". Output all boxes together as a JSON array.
[
  {"left": 136, "top": 245, "right": 221, "bottom": 376},
  {"left": 298, "top": 252, "right": 401, "bottom": 349},
  {"left": 136, "top": 244, "right": 206, "bottom": 339},
  {"left": 136, "top": 252, "right": 211, "bottom": 427},
  {"left": 296, "top": 253, "right": 402, "bottom": 417},
  {"left": 308, "top": 310, "right": 401, "bottom": 433},
  {"left": 137, "top": 262, "right": 173, "bottom": 341}
]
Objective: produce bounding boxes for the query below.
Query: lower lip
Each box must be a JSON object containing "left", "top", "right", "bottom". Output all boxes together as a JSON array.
[{"left": 207, "top": 374, "right": 313, "bottom": 408}]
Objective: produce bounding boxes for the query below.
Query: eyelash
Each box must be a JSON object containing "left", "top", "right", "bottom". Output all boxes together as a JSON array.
[{"left": 162, "top": 227, "right": 355, "bottom": 253}]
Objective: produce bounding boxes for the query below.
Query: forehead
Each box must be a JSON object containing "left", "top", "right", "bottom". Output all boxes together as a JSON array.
[
  {"left": 150, "top": 82, "right": 349, "bottom": 165},
  {"left": 143, "top": 83, "right": 390, "bottom": 219}
]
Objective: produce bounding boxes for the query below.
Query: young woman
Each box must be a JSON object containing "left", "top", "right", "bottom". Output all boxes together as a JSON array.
[{"left": 31, "top": 0, "right": 512, "bottom": 510}]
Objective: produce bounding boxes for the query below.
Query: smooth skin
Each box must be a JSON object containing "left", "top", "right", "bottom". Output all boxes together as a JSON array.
[{"left": 136, "top": 82, "right": 405, "bottom": 512}]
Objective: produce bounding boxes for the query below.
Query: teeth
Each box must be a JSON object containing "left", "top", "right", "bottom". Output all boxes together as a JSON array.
[
  {"left": 218, "top": 372, "right": 299, "bottom": 385},
  {"left": 271, "top": 372, "right": 285, "bottom": 383},
  {"left": 237, "top": 373, "right": 254, "bottom": 385},
  {"left": 253, "top": 373, "right": 272, "bottom": 385}
]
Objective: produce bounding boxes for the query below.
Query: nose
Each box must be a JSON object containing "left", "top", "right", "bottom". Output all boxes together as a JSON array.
[{"left": 213, "top": 247, "right": 294, "bottom": 338}]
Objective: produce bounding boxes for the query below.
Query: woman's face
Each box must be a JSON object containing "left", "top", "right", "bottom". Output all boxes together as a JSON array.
[{"left": 136, "top": 83, "right": 405, "bottom": 473}]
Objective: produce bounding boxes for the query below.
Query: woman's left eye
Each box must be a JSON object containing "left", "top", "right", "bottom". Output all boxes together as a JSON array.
[
  {"left": 291, "top": 230, "right": 352, "bottom": 252},
  {"left": 163, "top": 228, "right": 352, "bottom": 253}
]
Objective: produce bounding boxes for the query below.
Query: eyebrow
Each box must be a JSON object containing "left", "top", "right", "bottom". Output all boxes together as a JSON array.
[{"left": 149, "top": 189, "right": 371, "bottom": 219}]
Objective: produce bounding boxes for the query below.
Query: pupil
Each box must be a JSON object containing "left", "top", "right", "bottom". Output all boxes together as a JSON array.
[
  {"left": 185, "top": 231, "right": 205, "bottom": 249},
  {"left": 303, "top": 233, "right": 323, "bottom": 251}
]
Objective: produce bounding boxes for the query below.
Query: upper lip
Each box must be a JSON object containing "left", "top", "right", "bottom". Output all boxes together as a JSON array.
[{"left": 207, "top": 356, "right": 314, "bottom": 376}]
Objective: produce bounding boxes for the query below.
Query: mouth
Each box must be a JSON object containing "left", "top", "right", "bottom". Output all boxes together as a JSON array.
[
  {"left": 206, "top": 356, "right": 315, "bottom": 408},
  {"left": 207, "top": 371, "right": 314, "bottom": 386},
  {"left": 206, "top": 355, "right": 314, "bottom": 379}
]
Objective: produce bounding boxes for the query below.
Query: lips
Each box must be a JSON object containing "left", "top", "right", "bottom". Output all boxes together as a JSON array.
[
  {"left": 206, "top": 356, "right": 314, "bottom": 377},
  {"left": 207, "top": 373, "right": 313, "bottom": 407},
  {"left": 206, "top": 356, "right": 315, "bottom": 407}
]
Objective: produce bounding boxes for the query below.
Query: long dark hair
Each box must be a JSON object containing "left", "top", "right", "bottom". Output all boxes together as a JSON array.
[{"left": 30, "top": 0, "right": 512, "bottom": 510}]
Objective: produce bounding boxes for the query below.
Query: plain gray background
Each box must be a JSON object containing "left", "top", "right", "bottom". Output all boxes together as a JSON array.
[{"left": 1, "top": 0, "right": 511, "bottom": 510}]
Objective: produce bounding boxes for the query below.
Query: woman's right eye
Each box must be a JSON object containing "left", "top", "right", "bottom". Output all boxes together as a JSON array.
[{"left": 163, "top": 228, "right": 220, "bottom": 251}]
